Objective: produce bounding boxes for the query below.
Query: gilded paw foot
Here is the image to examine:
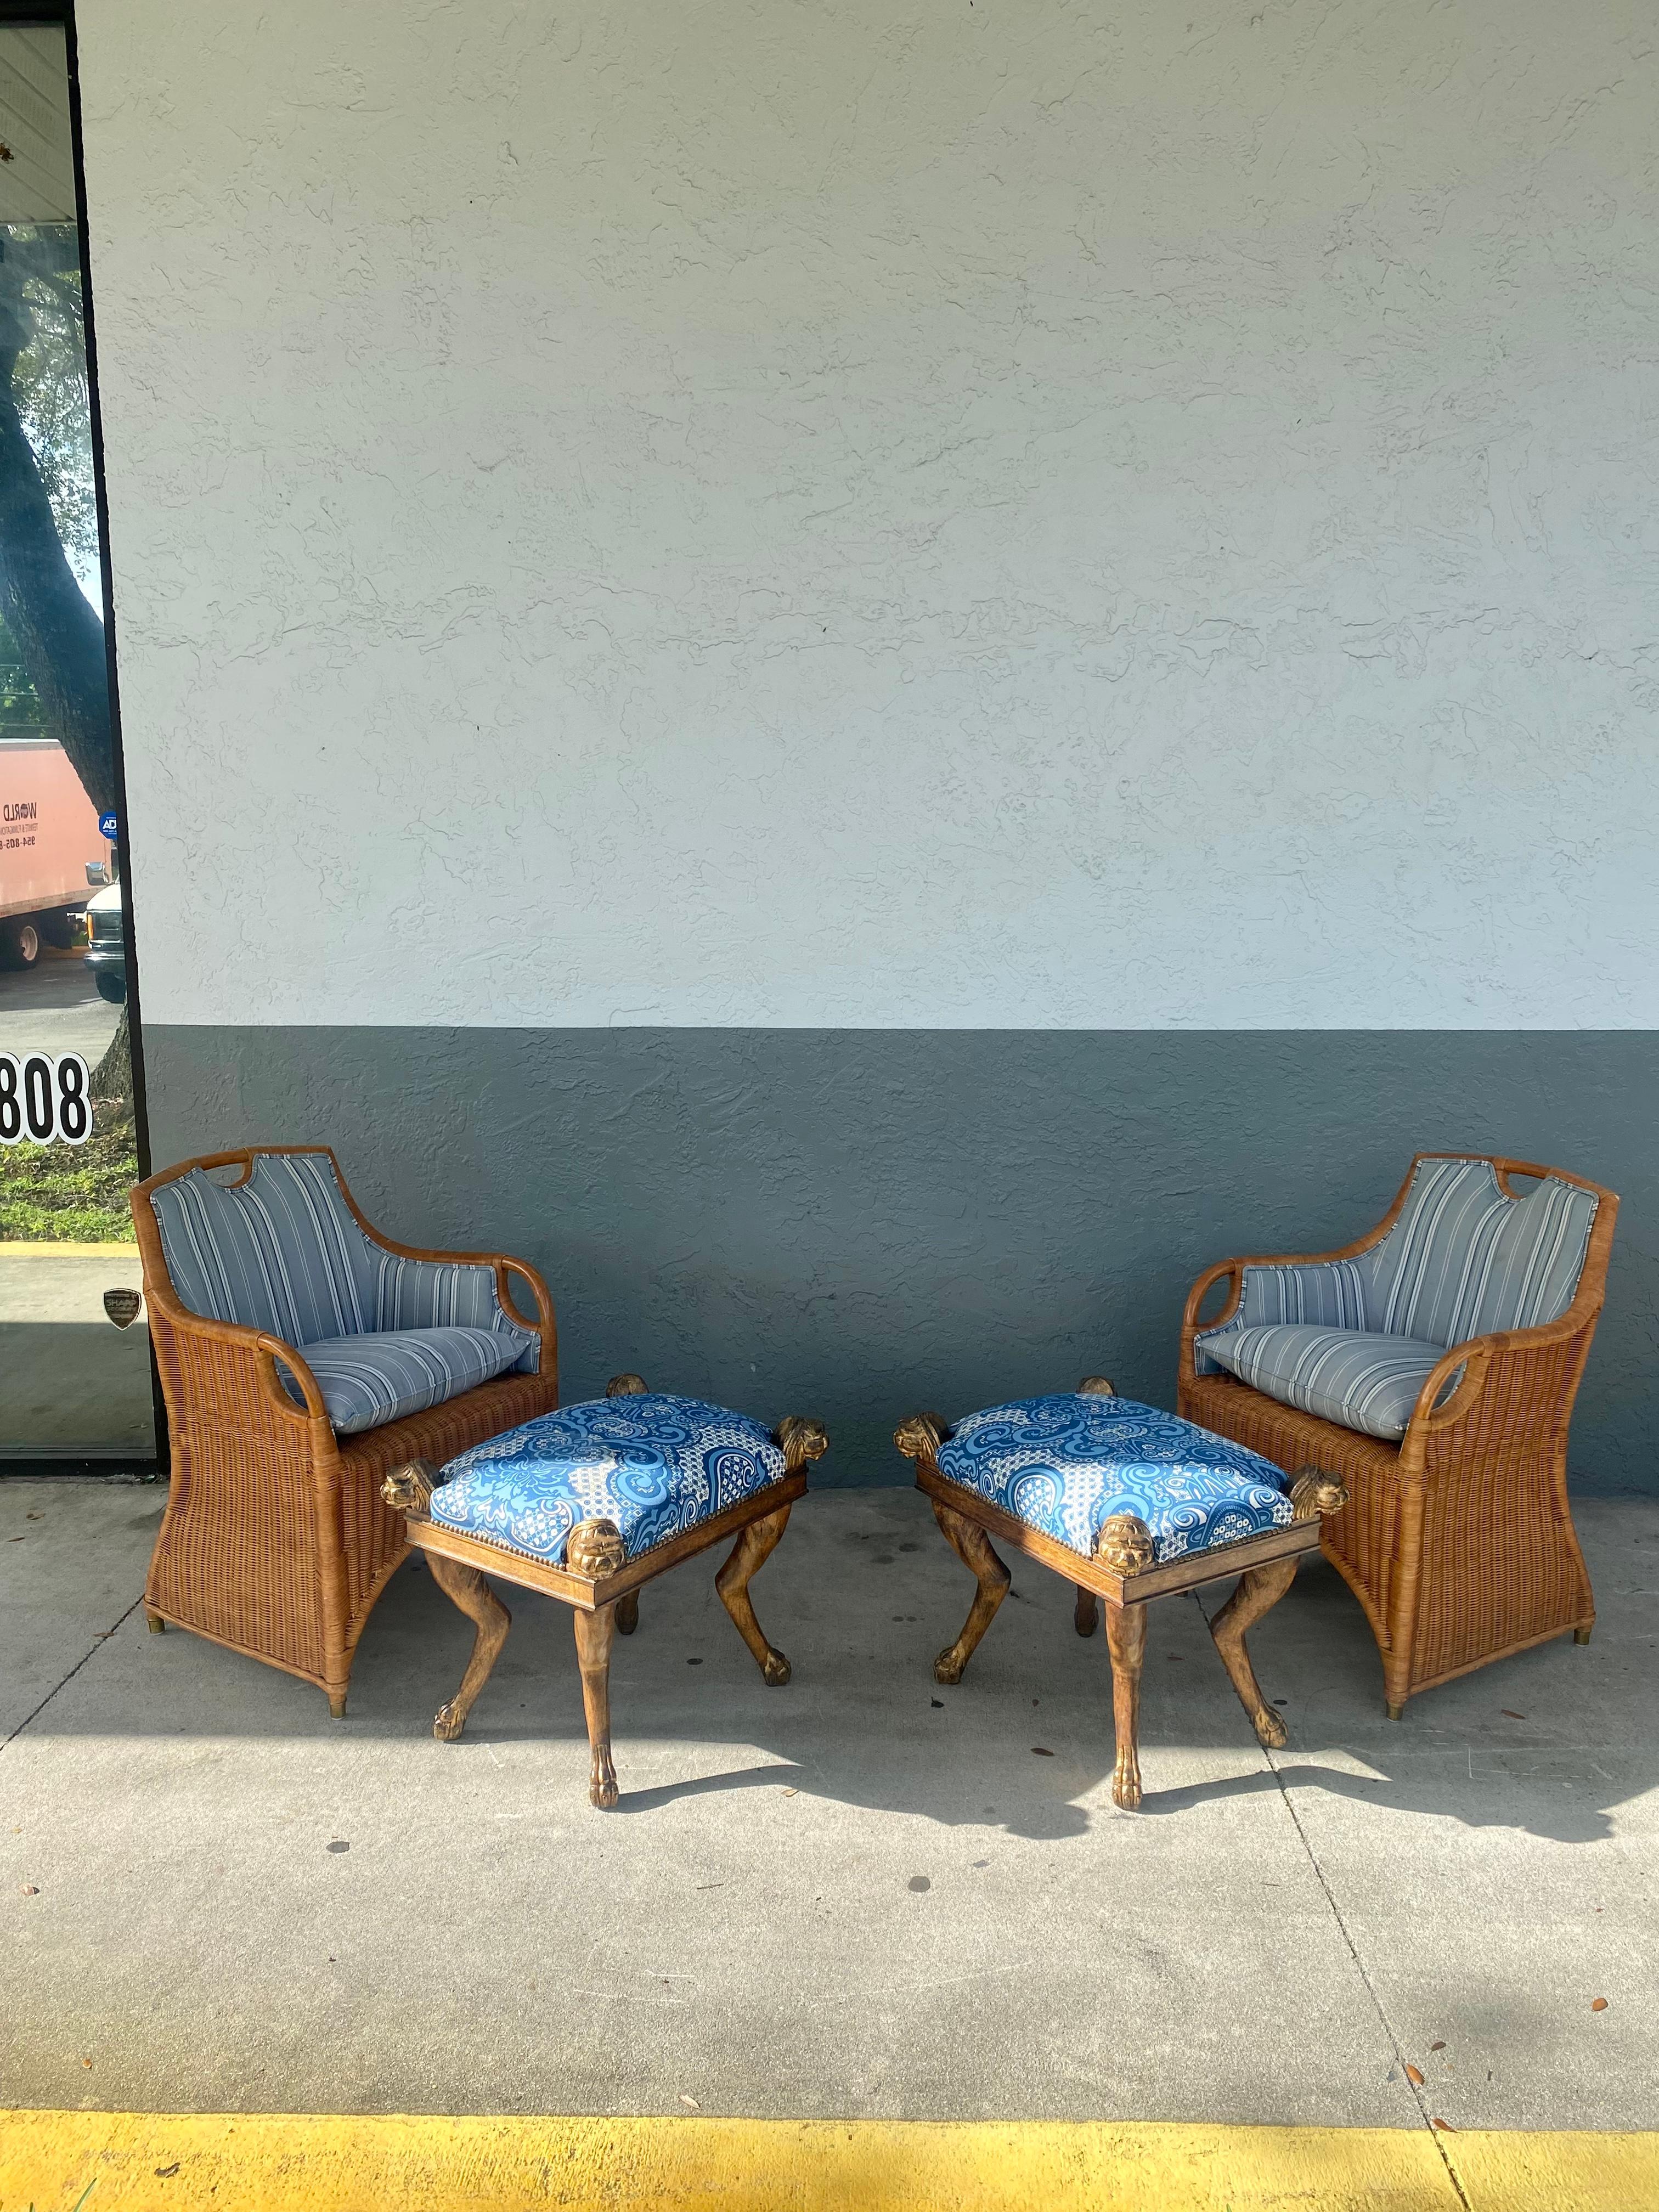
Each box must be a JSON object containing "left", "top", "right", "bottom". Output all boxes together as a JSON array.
[
  {"left": 761, "top": 1649, "right": 792, "bottom": 1686},
  {"left": 589, "top": 1751, "right": 619, "bottom": 1809},
  {"left": 1253, "top": 1706, "right": 1288, "bottom": 1750},
  {"left": 433, "top": 1701, "right": 466, "bottom": 1742},
  {"left": 1111, "top": 1756, "right": 1143, "bottom": 1812},
  {"left": 934, "top": 1648, "right": 967, "bottom": 1686}
]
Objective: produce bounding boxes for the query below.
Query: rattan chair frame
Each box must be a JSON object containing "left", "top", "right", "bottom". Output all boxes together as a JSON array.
[
  {"left": 1176, "top": 1152, "right": 1618, "bottom": 1716},
  {"left": 131, "top": 1144, "right": 560, "bottom": 1717}
]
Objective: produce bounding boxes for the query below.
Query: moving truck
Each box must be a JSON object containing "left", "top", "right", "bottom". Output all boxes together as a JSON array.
[{"left": 0, "top": 734, "right": 105, "bottom": 969}]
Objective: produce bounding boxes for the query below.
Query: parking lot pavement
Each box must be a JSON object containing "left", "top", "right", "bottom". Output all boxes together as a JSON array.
[
  {"left": 1, "top": 1481, "right": 1654, "bottom": 2137},
  {"left": 0, "top": 952, "right": 120, "bottom": 1063}
]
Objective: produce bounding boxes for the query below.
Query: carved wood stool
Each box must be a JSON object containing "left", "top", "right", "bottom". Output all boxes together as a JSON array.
[
  {"left": 895, "top": 1380, "right": 1347, "bottom": 1810},
  {"left": 383, "top": 1376, "right": 827, "bottom": 1806}
]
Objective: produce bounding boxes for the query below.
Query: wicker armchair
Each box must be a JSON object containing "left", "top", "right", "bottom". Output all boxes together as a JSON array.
[
  {"left": 132, "top": 1146, "right": 558, "bottom": 1716},
  {"left": 1178, "top": 1154, "right": 1617, "bottom": 1717}
]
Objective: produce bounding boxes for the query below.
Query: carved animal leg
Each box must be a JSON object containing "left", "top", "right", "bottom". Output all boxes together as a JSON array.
[
  {"left": 1105, "top": 1602, "right": 1148, "bottom": 1810},
  {"left": 932, "top": 1499, "right": 1011, "bottom": 1685},
  {"left": 427, "top": 1550, "right": 512, "bottom": 1742},
  {"left": 1208, "top": 1559, "right": 1299, "bottom": 1748},
  {"left": 716, "top": 1504, "right": 793, "bottom": 1685},
  {"left": 573, "top": 1601, "right": 619, "bottom": 1808},
  {"left": 1074, "top": 1585, "right": 1099, "bottom": 1638},
  {"left": 616, "top": 1589, "right": 640, "bottom": 1636}
]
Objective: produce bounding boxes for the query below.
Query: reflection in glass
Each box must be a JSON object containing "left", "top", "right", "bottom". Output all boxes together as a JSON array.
[{"left": 0, "top": 25, "right": 151, "bottom": 1462}]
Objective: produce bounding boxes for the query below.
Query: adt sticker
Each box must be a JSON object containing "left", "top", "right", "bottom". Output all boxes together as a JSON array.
[{"left": 98, "top": 811, "right": 119, "bottom": 842}]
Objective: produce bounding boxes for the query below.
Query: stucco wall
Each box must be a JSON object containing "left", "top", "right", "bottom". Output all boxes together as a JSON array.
[
  {"left": 71, "top": 2, "right": 1658, "bottom": 1487},
  {"left": 77, "top": 0, "right": 1659, "bottom": 1030}
]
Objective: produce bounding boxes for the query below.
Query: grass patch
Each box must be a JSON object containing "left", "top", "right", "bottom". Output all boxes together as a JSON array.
[{"left": 0, "top": 1110, "right": 139, "bottom": 1242}]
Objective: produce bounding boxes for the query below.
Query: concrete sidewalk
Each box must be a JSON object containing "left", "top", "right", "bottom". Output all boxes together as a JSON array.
[{"left": 1, "top": 1481, "right": 1654, "bottom": 2133}]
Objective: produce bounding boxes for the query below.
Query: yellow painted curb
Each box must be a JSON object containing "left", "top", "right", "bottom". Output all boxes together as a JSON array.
[
  {"left": 1, "top": 2113, "right": 1652, "bottom": 2212},
  {"left": 0, "top": 1242, "right": 137, "bottom": 1257},
  {"left": 1448, "top": 2129, "right": 1659, "bottom": 2207}
]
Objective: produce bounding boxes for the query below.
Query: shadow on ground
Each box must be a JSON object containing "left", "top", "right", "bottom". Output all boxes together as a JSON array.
[{"left": 13, "top": 1482, "right": 1652, "bottom": 1847}]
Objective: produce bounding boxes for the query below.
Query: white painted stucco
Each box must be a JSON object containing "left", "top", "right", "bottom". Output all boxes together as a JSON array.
[{"left": 77, "top": 1, "right": 1658, "bottom": 1029}]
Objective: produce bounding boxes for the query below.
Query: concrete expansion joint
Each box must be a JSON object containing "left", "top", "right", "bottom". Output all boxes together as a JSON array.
[
  {"left": 1193, "top": 1579, "right": 1474, "bottom": 2207},
  {"left": 0, "top": 1592, "right": 145, "bottom": 1753}
]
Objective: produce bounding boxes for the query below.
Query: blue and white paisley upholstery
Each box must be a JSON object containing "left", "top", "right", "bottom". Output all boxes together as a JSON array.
[
  {"left": 276, "top": 1327, "right": 533, "bottom": 1436},
  {"left": 1194, "top": 1158, "right": 1596, "bottom": 1440},
  {"left": 1199, "top": 1326, "right": 1453, "bottom": 1442},
  {"left": 150, "top": 1152, "right": 538, "bottom": 1435},
  {"left": 935, "top": 1394, "right": 1293, "bottom": 1565},
  {"left": 431, "top": 1393, "right": 789, "bottom": 1566}
]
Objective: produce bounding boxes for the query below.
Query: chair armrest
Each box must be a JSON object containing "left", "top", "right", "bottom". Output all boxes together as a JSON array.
[
  {"left": 498, "top": 1256, "right": 554, "bottom": 1339},
  {"left": 1180, "top": 1250, "right": 1368, "bottom": 1383},
  {"left": 1183, "top": 1261, "right": 1243, "bottom": 1337},
  {"left": 146, "top": 1297, "right": 325, "bottom": 1435},
  {"left": 352, "top": 1224, "right": 558, "bottom": 1375},
  {"left": 254, "top": 1333, "right": 330, "bottom": 1422},
  {"left": 1406, "top": 1300, "right": 1604, "bottom": 1449}
]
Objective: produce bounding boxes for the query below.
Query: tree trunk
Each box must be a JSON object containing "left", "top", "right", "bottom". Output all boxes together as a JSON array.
[
  {"left": 91, "top": 1003, "right": 130, "bottom": 1111},
  {"left": 0, "top": 347, "right": 112, "bottom": 814}
]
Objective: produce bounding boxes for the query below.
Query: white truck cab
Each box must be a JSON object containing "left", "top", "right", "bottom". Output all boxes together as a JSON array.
[{"left": 83, "top": 871, "right": 126, "bottom": 1004}]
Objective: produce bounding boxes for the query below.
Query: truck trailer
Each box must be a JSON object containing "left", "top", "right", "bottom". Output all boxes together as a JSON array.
[{"left": 0, "top": 734, "right": 105, "bottom": 968}]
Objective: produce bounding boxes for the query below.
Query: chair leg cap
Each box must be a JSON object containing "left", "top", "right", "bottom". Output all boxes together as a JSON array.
[
  {"left": 1385, "top": 1701, "right": 1404, "bottom": 1721},
  {"left": 1574, "top": 1626, "right": 1593, "bottom": 1645}
]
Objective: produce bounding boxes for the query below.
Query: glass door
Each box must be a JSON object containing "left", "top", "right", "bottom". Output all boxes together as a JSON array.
[{"left": 0, "top": 15, "right": 154, "bottom": 1464}]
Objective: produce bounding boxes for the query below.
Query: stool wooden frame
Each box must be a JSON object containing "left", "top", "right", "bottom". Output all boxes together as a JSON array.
[
  {"left": 895, "top": 1380, "right": 1348, "bottom": 1809},
  {"left": 381, "top": 1377, "right": 827, "bottom": 1806}
]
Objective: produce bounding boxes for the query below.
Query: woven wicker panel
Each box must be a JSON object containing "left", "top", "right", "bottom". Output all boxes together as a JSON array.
[
  {"left": 336, "top": 1369, "right": 559, "bottom": 1629},
  {"left": 146, "top": 1313, "right": 332, "bottom": 1674},
  {"left": 1410, "top": 1327, "right": 1595, "bottom": 1685},
  {"left": 146, "top": 1304, "right": 559, "bottom": 1688},
  {"left": 1182, "top": 1333, "right": 1597, "bottom": 1701},
  {"left": 1181, "top": 1373, "right": 1401, "bottom": 1652}
]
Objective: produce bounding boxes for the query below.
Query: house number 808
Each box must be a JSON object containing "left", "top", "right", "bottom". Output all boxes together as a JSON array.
[{"left": 0, "top": 1052, "right": 93, "bottom": 1144}]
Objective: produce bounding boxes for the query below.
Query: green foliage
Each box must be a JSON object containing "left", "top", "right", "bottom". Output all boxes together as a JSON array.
[
  {"left": 0, "top": 1113, "right": 137, "bottom": 1243},
  {"left": 0, "top": 607, "right": 43, "bottom": 728},
  {"left": 9, "top": 227, "right": 99, "bottom": 588}
]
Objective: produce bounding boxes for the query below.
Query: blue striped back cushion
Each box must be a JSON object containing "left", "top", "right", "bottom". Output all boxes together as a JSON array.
[
  {"left": 374, "top": 1252, "right": 504, "bottom": 1334},
  {"left": 1361, "top": 1159, "right": 1596, "bottom": 1348},
  {"left": 150, "top": 1154, "right": 377, "bottom": 1345},
  {"left": 1234, "top": 1257, "right": 1368, "bottom": 1331},
  {"left": 1443, "top": 1173, "right": 1599, "bottom": 1345}
]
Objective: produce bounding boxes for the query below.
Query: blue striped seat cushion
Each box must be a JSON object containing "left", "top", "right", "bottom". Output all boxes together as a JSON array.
[
  {"left": 431, "top": 1394, "right": 788, "bottom": 1565},
  {"left": 1201, "top": 1325, "right": 1454, "bottom": 1441},
  {"left": 935, "top": 1394, "right": 1293, "bottom": 1564},
  {"left": 278, "top": 1327, "right": 530, "bottom": 1436}
]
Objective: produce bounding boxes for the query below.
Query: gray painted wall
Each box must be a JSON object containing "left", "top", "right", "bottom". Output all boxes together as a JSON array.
[{"left": 143, "top": 1029, "right": 1655, "bottom": 1494}]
